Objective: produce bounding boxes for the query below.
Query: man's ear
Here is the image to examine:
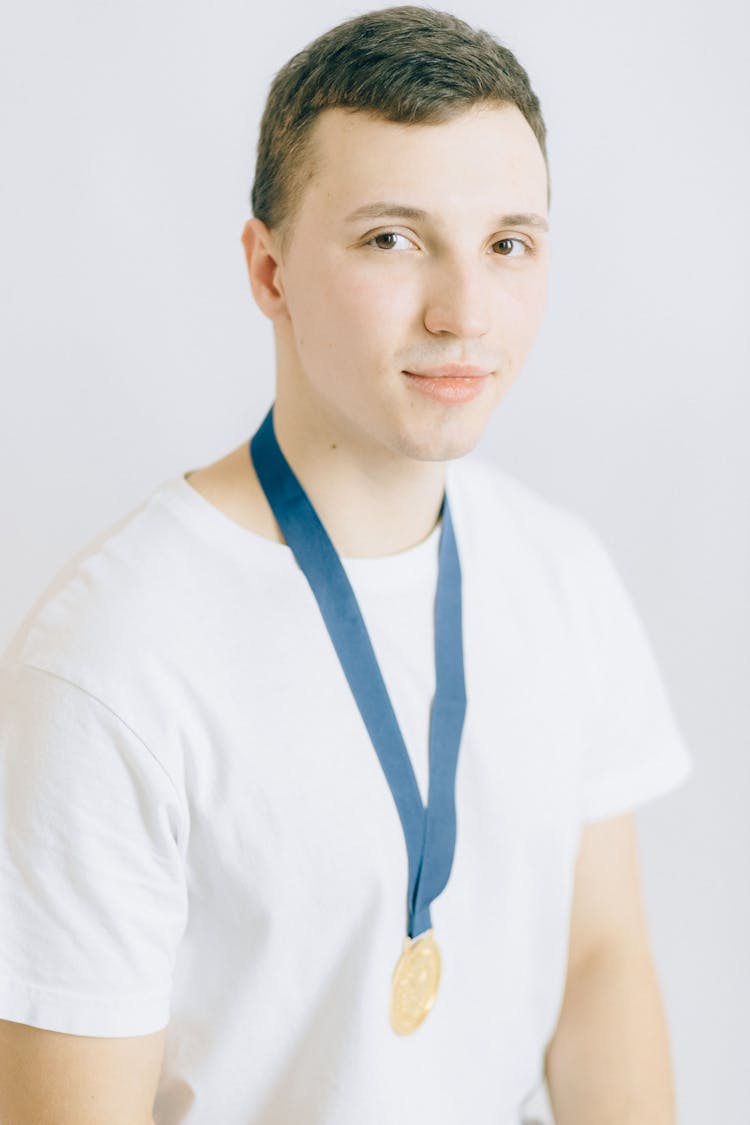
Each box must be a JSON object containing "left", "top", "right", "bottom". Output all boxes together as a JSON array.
[{"left": 241, "top": 218, "right": 287, "bottom": 320}]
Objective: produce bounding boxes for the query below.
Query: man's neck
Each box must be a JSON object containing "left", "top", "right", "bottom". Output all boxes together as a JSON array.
[
  {"left": 270, "top": 399, "right": 447, "bottom": 558},
  {"left": 185, "top": 410, "right": 447, "bottom": 560}
]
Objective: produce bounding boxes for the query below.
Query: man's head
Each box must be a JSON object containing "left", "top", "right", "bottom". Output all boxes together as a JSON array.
[
  {"left": 251, "top": 5, "right": 549, "bottom": 254},
  {"left": 242, "top": 7, "right": 551, "bottom": 466}
]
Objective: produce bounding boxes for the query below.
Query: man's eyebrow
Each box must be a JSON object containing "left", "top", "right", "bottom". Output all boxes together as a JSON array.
[{"left": 344, "top": 202, "right": 550, "bottom": 232}]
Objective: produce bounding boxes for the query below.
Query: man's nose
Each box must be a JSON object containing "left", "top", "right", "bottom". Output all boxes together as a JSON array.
[{"left": 422, "top": 258, "right": 493, "bottom": 339}]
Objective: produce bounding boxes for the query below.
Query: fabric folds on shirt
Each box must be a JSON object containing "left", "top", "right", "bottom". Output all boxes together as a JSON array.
[{"left": 0, "top": 454, "right": 693, "bottom": 1124}]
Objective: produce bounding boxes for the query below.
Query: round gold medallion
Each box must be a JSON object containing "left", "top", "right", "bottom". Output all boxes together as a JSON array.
[{"left": 389, "top": 929, "right": 442, "bottom": 1035}]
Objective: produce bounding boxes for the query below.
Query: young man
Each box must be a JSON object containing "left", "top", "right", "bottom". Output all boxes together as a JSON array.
[{"left": 0, "top": 7, "right": 692, "bottom": 1124}]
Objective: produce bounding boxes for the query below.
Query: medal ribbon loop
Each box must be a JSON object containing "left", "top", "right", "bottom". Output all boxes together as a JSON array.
[{"left": 250, "top": 405, "right": 467, "bottom": 938}]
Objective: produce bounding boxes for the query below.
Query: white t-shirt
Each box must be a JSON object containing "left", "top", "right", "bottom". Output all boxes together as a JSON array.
[{"left": 0, "top": 454, "right": 693, "bottom": 1125}]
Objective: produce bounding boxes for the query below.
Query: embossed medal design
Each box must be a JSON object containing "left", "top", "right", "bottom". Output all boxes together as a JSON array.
[{"left": 390, "top": 929, "right": 442, "bottom": 1035}]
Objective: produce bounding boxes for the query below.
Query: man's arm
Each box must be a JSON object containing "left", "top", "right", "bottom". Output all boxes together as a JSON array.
[
  {"left": 544, "top": 812, "right": 677, "bottom": 1125},
  {"left": 0, "top": 1019, "right": 165, "bottom": 1124}
]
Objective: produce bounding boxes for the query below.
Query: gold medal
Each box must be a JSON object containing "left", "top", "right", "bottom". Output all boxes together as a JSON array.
[{"left": 389, "top": 929, "right": 442, "bottom": 1035}]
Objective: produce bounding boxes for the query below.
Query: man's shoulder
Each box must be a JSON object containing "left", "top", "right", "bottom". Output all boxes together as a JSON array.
[
  {"left": 447, "top": 453, "right": 595, "bottom": 558},
  {"left": 447, "top": 455, "right": 618, "bottom": 637},
  {"left": 3, "top": 478, "right": 189, "bottom": 674}
]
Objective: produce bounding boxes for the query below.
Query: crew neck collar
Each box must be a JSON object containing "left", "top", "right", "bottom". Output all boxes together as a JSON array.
[{"left": 156, "top": 470, "right": 454, "bottom": 591}]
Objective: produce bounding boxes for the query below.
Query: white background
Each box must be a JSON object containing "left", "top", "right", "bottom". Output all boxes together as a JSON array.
[{"left": 1, "top": 1, "right": 748, "bottom": 1119}]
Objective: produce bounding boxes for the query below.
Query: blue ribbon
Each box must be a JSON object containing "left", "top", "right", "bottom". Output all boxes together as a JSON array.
[{"left": 250, "top": 405, "right": 467, "bottom": 938}]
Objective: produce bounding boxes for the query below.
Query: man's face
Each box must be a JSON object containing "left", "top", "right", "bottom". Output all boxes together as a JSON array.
[{"left": 262, "top": 101, "right": 550, "bottom": 464}]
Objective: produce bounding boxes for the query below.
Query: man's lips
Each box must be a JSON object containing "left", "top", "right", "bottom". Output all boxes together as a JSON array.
[
  {"left": 403, "top": 363, "right": 491, "bottom": 378},
  {"left": 402, "top": 365, "right": 491, "bottom": 403}
]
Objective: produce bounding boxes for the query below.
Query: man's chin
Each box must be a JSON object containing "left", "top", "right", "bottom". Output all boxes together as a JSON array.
[
  {"left": 394, "top": 426, "right": 487, "bottom": 464},
  {"left": 392, "top": 382, "right": 508, "bottom": 463}
]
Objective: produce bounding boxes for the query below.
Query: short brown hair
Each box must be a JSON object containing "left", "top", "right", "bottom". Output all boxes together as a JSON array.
[{"left": 251, "top": 6, "right": 549, "bottom": 249}]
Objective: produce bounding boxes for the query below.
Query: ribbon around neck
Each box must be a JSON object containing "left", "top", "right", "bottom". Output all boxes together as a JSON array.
[{"left": 250, "top": 405, "right": 467, "bottom": 938}]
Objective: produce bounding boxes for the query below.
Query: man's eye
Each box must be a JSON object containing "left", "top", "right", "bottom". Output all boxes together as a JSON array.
[
  {"left": 492, "top": 238, "right": 530, "bottom": 257},
  {"left": 366, "top": 231, "right": 414, "bottom": 251}
]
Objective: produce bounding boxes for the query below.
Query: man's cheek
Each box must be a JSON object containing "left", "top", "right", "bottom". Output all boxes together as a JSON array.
[
  {"left": 341, "top": 275, "right": 415, "bottom": 324},
  {"left": 504, "top": 285, "right": 547, "bottom": 340}
]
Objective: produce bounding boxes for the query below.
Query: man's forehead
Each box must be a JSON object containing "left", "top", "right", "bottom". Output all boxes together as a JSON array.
[{"left": 304, "top": 104, "right": 548, "bottom": 220}]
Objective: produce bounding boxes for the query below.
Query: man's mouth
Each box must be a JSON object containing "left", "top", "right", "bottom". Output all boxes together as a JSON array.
[{"left": 402, "top": 367, "right": 490, "bottom": 403}]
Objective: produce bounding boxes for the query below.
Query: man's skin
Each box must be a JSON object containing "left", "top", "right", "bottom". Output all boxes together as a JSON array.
[
  {"left": 0, "top": 103, "right": 677, "bottom": 1123},
  {"left": 213, "top": 101, "right": 550, "bottom": 560}
]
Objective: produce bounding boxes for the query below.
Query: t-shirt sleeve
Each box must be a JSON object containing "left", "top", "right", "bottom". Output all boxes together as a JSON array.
[
  {"left": 0, "top": 662, "right": 189, "bottom": 1036},
  {"left": 573, "top": 523, "right": 695, "bottom": 823}
]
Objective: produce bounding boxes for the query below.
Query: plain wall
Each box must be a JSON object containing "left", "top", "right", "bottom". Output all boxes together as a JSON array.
[{"left": 1, "top": 1, "right": 748, "bottom": 1119}]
